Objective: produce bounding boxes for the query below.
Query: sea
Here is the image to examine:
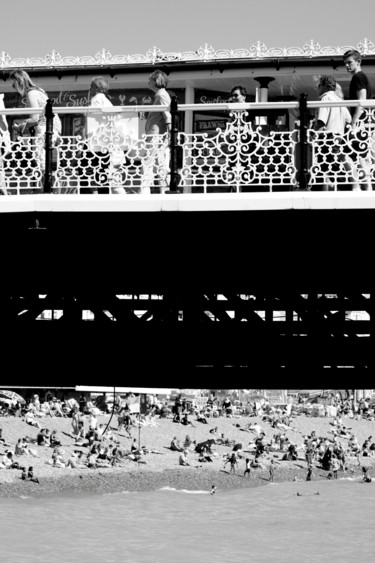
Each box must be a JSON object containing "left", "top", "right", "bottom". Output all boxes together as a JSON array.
[{"left": 1, "top": 478, "right": 374, "bottom": 563}]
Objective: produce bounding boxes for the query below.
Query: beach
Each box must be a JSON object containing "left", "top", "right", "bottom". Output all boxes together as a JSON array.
[{"left": 0, "top": 411, "right": 374, "bottom": 497}]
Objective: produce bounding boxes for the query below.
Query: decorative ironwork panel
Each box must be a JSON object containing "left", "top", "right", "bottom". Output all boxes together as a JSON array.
[
  {"left": 308, "top": 107, "right": 375, "bottom": 191},
  {"left": 179, "top": 111, "right": 297, "bottom": 192},
  {"left": 53, "top": 114, "right": 170, "bottom": 194},
  {"left": 0, "top": 135, "right": 43, "bottom": 195}
]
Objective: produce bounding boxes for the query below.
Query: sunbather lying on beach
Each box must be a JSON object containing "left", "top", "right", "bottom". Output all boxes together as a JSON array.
[{"left": 25, "top": 410, "right": 41, "bottom": 429}]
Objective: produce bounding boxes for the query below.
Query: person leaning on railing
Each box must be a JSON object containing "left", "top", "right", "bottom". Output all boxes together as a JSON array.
[{"left": 315, "top": 75, "right": 359, "bottom": 191}]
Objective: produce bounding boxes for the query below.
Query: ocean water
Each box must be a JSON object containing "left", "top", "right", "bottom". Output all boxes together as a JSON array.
[{"left": 1, "top": 478, "right": 374, "bottom": 563}]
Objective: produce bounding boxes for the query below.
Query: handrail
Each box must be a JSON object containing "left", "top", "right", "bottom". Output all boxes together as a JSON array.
[
  {"left": 1, "top": 99, "right": 375, "bottom": 117},
  {"left": 307, "top": 100, "right": 375, "bottom": 109}
]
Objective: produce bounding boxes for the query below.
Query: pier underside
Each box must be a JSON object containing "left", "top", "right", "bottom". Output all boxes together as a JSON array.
[{"left": 0, "top": 195, "right": 374, "bottom": 387}]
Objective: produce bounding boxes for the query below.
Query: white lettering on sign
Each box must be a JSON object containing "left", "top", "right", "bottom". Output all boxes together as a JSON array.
[
  {"left": 195, "top": 120, "right": 227, "bottom": 131},
  {"left": 51, "top": 91, "right": 89, "bottom": 107},
  {"left": 199, "top": 95, "right": 228, "bottom": 104}
]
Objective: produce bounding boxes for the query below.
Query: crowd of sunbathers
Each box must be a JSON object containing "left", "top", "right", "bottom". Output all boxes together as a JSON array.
[
  {"left": 0, "top": 391, "right": 374, "bottom": 484},
  {"left": 0, "top": 393, "right": 168, "bottom": 478}
]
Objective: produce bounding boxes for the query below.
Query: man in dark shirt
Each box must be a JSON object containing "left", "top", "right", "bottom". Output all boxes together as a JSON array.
[
  {"left": 343, "top": 49, "right": 373, "bottom": 190},
  {"left": 343, "top": 49, "right": 372, "bottom": 126}
]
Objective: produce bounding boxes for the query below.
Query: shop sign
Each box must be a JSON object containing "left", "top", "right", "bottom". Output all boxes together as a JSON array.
[
  {"left": 195, "top": 120, "right": 227, "bottom": 132},
  {"left": 195, "top": 89, "right": 229, "bottom": 104},
  {"left": 3, "top": 88, "right": 185, "bottom": 109}
]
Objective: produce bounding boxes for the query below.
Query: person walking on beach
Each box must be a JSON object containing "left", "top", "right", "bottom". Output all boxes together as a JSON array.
[
  {"left": 331, "top": 455, "right": 340, "bottom": 479},
  {"left": 269, "top": 460, "right": 275, "bottom": 482},
  {"left": 244, "top": 457, "right": 251, "bottom": 478},
  {"left": 225, "top": 452, "right": 238, "bottom": 474},
  {"left": 306, "top": 464, "right": 313, "bottom": 481}
]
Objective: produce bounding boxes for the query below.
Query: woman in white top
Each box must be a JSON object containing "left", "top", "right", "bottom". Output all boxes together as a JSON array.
[
  {"left": 9, "top": 70, "right": 61, "bottom": 175},
  {"left": 86, "top": 76, "right": 125, "bottom": 194}
]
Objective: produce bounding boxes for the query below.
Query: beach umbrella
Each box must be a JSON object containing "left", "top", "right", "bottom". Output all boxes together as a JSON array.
[{"left": 0, "top": 390, "right": 26, "bottom": 404}]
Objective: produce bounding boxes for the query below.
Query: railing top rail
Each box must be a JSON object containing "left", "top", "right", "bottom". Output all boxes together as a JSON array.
[
  {"left": 0, "top": 104, "right": 172, "bottom": 116},
  {"left": 1, "top": 99, "right": 375, "bottom": 117},
  {"left": 178, "top": 102, "right": 300, "bottom": 111},
  {"left": 307, "top": 99, "right": 375, "bottom": 109},
  {"left": 0, "top": 107, "right": 54, "bottom": 116}
]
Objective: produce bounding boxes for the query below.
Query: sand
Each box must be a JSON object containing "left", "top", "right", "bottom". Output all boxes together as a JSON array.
[{"left": 0, "top": 411, "right": 374, "bottom": 497}]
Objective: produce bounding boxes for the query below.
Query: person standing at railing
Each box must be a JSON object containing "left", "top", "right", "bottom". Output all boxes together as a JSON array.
[
  {"left": 343, "top": 49, "right": 373, "bottom": 190},
  {"left": 9, "top": 70, "right": 61, "bottom": 185},
  {"left": 225, "top": 85, "right": 256, "bottom": 190},
  {"left": 143, "top": 70, "right": 171, "bottom": 193},
  {"left": 314, "top": 75, "right": 359, "bottom": 191}
]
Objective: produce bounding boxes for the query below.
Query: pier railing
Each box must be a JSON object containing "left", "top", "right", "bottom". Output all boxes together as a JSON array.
[{"left": 1, "top": 96, "right": 375, "bottom": 195}]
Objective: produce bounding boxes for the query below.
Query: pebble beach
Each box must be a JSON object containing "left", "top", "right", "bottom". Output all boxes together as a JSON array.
[{"left": 0, "top": 411, "right": 374, "bottom": 497}]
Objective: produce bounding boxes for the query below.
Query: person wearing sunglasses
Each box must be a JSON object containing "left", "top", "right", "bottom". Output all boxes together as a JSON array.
[
  {"left": 225, "top": 85, "right": 255, "bottom": 190},
  {"left": 229, "top": 86, "right": 247, "bottom": 103}
]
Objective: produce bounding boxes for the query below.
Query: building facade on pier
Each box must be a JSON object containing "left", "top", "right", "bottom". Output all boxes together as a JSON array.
[
  {"left": 1, "top": 38, "right": 375, "bottom": 137},
  {"left": 2, "top": 38, "right": 375, "bottom": 195}
]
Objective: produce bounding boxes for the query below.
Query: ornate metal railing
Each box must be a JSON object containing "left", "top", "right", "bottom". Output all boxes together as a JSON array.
[
  {"left": 1, "top": 97, "right": 375, "bottom": 195},
  {"left": 177, "top": 102, "right": 299, "bottom": 193},
  {"left": 307, "top": 101, "right": 375, "bottom": 191}
]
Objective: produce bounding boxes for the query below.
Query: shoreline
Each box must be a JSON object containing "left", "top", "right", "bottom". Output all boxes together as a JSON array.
[{"left": 0, "top": 461, "right": 365, "bottom": 499}]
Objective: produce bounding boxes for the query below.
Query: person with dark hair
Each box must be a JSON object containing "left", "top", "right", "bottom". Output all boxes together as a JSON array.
[
  {"left": 343, "top": 50, "right": 372, "bottom": 127},
  {"left": 143, "top": 69, "right": 172, "bottom": 193},
  {"left": 315, "top": 74, "right": 358, "bottom": 190},
  {"left": 343, "top": 49, "right": 373, "bottom": 190},
  {"left": 181, "top": 412, "right": 195, "bottom": 427},
  {"left": 27, "top": 466, "right": 40, "bottom": 483},
  {"left": 225, "top": 452, "right": 238, "bottom": 474},
  {"left": 229, "top": 85, "right": 247, "bottom": 103},
  {"left": 225, "top": 84, "right": 260, "bottom": 191}
]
